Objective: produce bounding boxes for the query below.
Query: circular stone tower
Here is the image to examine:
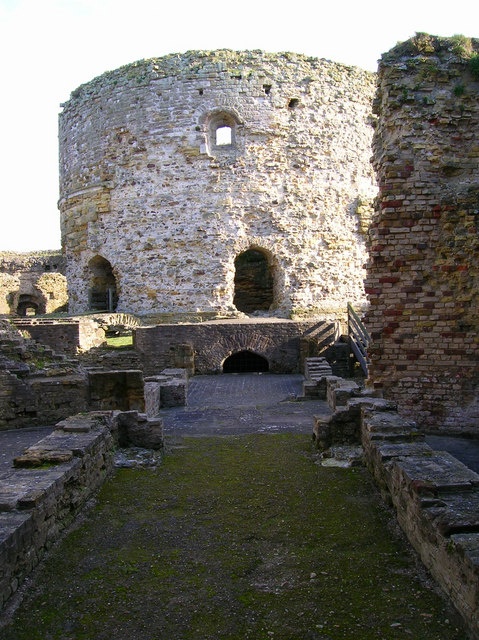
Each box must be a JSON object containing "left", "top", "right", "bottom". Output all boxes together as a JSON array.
[{"left": 58, "top": 50, "right": 377, "bottom": 321}]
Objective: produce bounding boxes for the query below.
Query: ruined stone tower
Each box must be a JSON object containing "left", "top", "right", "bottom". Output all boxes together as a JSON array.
[{"left": 58, "top": 50, "right": 376, "bottom": 321}]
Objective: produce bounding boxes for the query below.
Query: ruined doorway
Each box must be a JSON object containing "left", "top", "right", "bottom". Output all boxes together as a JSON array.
[
  {"left": 233, "top": 249, "right": 274, "bottom": 314},
  {"left": 223, "top": 350, "right": 269, "bottom": 373},
  {"left": 88, "top": 256, "right": 118, "bottom": 311},
  {"left": 16, "top": 295, "right": 40, "bottom": 316}
]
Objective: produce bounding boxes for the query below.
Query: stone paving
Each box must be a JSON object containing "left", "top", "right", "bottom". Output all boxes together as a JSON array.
[
  {"left": 0, "top": 426, "right": 53, "bottom": 478},
  {"left": 1, "top": 374, "right": 478, "bottom": 473},
  {"left": 160, "top": 373, "right": 330, "bottom": 437}
]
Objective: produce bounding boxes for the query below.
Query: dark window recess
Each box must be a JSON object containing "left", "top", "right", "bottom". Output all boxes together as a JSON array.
[
  {"left": 234, "top": 249, "right": 273, "bottom": 314},
  {"left": 263, "top": 84, "right": 272, "bottom": 95},
  {"left": 223, "top": 351, "right": 269, "bottom": 373},
  {"left": 288, "top": 98, "right": 299, "bottom": 109}
]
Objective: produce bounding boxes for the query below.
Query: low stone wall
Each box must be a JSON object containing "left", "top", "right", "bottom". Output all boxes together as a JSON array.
[
  {"left": 134, "top": 319, "right": 339, "bottom": 376},
  {"left": 314, "top": 389, "right": 479, "bottom": 639},
  {"left": 361, "top": 406, "right": 479, "bottom": 639},
  {"left": 12, "top": 318, "right": 106, "bottom": 355},
  {"left": 0, "top": 413, "right": 115, "bottom": 611},
  {"left": 0, "top": 410, "right": 164, "bottom": 612}
]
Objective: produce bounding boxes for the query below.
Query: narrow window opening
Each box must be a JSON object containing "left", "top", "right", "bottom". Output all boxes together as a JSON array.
[
  {"left": 263, "top": 84, "right": 272, "bottom": 95},
  {"left": 215, "top": 126, "right": 232, "bottom": 146},
  {"left": 198, "top": 88, "right": 204, "bottom": 95},
  {"left": 288, "top": 98, "right": 299, "bottom": 109}
]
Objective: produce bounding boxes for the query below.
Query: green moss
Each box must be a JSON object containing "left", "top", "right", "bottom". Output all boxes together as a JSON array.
[{"left": 1, "top": 435, "right": 468, "bottom": 639}]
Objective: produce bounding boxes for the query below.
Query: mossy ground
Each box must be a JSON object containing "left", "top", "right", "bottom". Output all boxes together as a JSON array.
[{"left": 0, "top": 435, "right": 469, "bottom": 640}]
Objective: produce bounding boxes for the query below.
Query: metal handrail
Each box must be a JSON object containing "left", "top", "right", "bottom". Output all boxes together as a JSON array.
[{"left": 347, "top": 303, "right": 371, "bottom": 376}]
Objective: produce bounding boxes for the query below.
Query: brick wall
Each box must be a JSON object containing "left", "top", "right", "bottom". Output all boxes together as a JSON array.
[
  {"left": 366, "top": 35, "right": 479, "bottom": 432},
  {"left": 134, "top": 319, "right": 337, "bottom": 376},
  {"left": 12, "top": 318, "right": 106, "bottom": 355}
]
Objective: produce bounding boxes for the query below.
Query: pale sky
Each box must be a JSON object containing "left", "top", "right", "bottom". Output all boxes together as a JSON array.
[{"left": 0, "top": 0, "right": 477, "bottom": 251}]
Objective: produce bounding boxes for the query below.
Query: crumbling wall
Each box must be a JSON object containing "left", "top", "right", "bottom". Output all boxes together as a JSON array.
[
  {"left": 0, "top": 252, "right": 67, "bottom": 315},
  {"left": 366, "top": 34, "right": 479, "bottom": 432},
  {"left": 59, "top": 50, "right": 377, "bottom": 322}
]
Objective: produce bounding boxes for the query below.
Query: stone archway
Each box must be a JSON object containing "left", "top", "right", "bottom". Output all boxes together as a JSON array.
[
  {"left": 223, "top": 350, "right": 269, "bottom": 373},
  {"left": 16, "top": 294, "right": 41, "bottom": 316},
  {"left": 88, "top": 256, "right": 118, "bottom": 311},
  {"left": 233, "top": 249, "right": 274, "bottom": 314}
]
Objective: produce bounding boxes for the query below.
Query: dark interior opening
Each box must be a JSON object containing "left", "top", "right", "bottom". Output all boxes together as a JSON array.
[
  {"left": 88, "top": 256, "right": 118, "bottom": 311},
  {"left": 233, "top": 249, "right": 274, "bottom": 314},
  {"left": 17, "top": 295, "right": 39, "bottom": 316},
  {"left": 223, "top": 350, "right": 269, "bottom": 373}
]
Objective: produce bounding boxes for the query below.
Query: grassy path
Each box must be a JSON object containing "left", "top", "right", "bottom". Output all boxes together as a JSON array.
[{"left": 0, "top": 435, "right": 468, "bottom": 639}]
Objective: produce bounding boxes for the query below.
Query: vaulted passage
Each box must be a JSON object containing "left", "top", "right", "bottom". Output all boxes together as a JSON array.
[
  {"left": 223, "top": 350, "right": 269, "bottom": 373},
  {"left": 88, "top": 256, "right": 118, "bottom": 311},
  {"left": 16, "top": 294, "right": 41, "bottom": 316},
  {"left": 233, "top": 249, "right": 274, "bottom": 314}
]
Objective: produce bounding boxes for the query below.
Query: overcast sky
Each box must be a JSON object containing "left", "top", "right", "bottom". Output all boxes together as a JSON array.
[{"left": 0, "top": 0, "right": 477, "bottom": 251}]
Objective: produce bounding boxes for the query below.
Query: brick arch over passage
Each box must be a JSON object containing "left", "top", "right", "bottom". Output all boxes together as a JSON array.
[{"left": 197, "top": 330, "right": 279, "bottom": 374}]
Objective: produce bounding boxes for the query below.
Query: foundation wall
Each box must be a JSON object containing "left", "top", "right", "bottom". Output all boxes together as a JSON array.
[
  {"left": 134, "top": 319, "right": 338, "bottom": 376},
  {"left": 0, "top": 414, "right": 116, "bottom": 611}
]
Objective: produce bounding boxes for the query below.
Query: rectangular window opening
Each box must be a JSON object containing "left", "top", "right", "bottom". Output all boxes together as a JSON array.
[{"left": 216, "top": 126, "right": 232, "bottom": 146}]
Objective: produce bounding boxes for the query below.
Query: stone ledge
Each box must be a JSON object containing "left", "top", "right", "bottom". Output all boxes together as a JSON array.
[
  {"left": 361, "top": 404, "right": 479, "bottom": 639},
  {"left": 0, "top": 413, "right": 117, "bottom": 611}
]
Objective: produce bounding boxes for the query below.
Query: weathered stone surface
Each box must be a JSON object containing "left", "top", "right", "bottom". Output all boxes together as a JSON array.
[
  {"left": 0, "top": 252, "right": 66, "bottom": 316},
  {"left": 0, "top": 413, "right": 116, "bottom": 611},
  {"left": 114, "top": 410, "right": 164, "bottom": 449},
  {"left": 424, "top": 492, "right": 479, "bottom": 535},
  {"left": 135, "top": 319, "right": 336, "bottom": 375},
  {"left": 59, "top": 50, "right": 376, "bottom": 321},
  {"left": 391, "top": 453, "right": 479, "bottom": 497},
  {"left": 366, "top": 34, "right": 479, "bottom": 433},
  {"left": 361, "top": 399, "right": 479, "bottom": 638},
  {"left": 88, "top": 369, "right": 145, "bottom": 412},
  {"left": 12, "top": 317, "right": 106, "bottom": 354}
]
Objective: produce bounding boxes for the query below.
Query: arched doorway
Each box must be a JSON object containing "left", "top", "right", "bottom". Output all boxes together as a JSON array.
[
  {"left": 223, "top": 350, "right": 269, "bottom": 373},
  {"left": 88, "top": 256, "right": 118, "bottom": 311},
  {"left": 233, "top": 249, "right": 274, "bottom": 314},
  {"left": 16, "top": 294, "right": 40, "bottom": 316}
]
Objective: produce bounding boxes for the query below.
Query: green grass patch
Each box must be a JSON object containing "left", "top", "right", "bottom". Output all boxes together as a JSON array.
[
  {"left": 106, "top": 335, "right": 133, "bottom": 348},
  {"left": 1, "top": 435, "right": 468, "bottom": 640}
]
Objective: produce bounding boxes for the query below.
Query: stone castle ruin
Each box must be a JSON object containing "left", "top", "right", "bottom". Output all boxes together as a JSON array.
[
  {"left": 2, "top": 34, "right": 479, "bottom": 637},
  {"left": 0, "top": 252, "right": 67, "bottom": 316},
  {"left": 1, "top": 36, "right": 478, "bottom": 433},
  {"left": 367, "top": 34, "right": 479, "bottom": 432},
  {"left": 58, "top": 50, "right": 376, "bottom": 321}
]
